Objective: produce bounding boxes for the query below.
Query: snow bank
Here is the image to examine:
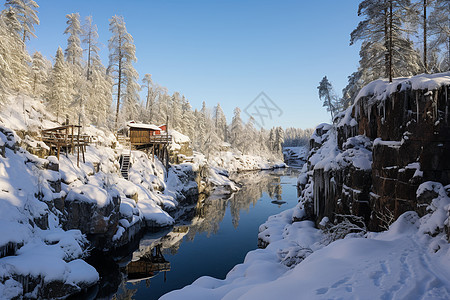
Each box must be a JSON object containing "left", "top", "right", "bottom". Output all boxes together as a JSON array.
[{"left": 162, "top": 185, "right": 450, "bottom": 300}]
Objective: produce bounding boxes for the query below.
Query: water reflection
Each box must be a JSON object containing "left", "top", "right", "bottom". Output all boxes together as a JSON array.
[{"left": 110, "top": 167, "right": 300, "bottom": 300}]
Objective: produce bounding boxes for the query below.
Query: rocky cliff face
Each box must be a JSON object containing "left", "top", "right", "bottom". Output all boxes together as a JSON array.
[{"left": 303, "top": 73, "right": 450, "bottom": 232}]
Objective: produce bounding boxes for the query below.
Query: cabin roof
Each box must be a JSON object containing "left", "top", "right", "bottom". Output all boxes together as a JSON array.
[{"left": 127, "top": 122, "right": 161, "bottom": 131}]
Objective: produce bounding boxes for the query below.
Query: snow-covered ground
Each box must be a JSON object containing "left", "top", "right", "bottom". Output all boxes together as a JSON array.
[
  {"left": 161, "top": 180, "right": 450, "bottom": 300},
  {"left": 209, "top": 150, "right": 286, "bottom": 173}
]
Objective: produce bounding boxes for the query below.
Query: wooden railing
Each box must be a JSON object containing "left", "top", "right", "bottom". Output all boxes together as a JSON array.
[{"left": 41, "top": 125, "right": 91, "bottom": 165}]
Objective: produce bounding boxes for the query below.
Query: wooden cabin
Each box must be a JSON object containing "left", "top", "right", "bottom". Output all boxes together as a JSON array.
[
  {"left": 128, "top": 123, "right": 163, "bottom": 145},
  {"left": 124, "top": 122, "right": 172, "bottom": 170}
]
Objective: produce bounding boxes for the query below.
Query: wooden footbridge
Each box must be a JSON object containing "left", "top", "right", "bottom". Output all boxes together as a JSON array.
[{"left": 41, "top": 125, "right": 91, "bottom": 166}]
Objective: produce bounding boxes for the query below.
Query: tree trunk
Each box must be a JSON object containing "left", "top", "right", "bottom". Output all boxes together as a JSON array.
[
  {"left": 115, "top": 55, "right": 122, "bottom": 131},
  {"left": 389, "top": 0, "right": 393, "bottom": 82},
  {"left": 424, "top": 0, "right": 428, "bottom": 73},
  {"left": 87, "top": 33, "right": 91, "bottom": 81},
  {"left": 384, "top": 2, "right": 390, "bottom": 79}
]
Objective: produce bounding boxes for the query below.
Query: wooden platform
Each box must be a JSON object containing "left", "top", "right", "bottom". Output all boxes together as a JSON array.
[{"left": 41, "top": 125, "right": 91, "bottom": 166}]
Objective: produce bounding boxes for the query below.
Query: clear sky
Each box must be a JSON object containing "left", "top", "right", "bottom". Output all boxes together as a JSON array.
[{"left": 26, "top": 0, "right": 361, "bottom": 130}]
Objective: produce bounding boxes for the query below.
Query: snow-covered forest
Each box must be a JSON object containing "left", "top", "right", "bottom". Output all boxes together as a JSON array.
[
  {"left": 0, "top": 0, "right": 289, "bottom": 160},
  {"left": 318, "top": 0, "right": 450, "bottom": 119}
]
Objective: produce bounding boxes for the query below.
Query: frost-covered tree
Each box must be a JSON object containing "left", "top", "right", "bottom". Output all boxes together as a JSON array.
[
  {"left": 142, "top": 73, "right": 156, "bottom": 122},
  {"left": 429, "top": 0, "right": 450, "bottom": 70},
  {"left": 47, "top": 47, "right": 71, "bottom": 122},
  {"left": 213, "top": 103, "right": 228, "bottom": 141},
  {"left": 318, "top": 76, "right": 340, "bottom": 120},
  {"left": 108, "top": 15, "right": 139, "bottom": 128},
  {"left": 341, "top": 71, "right": 364, "bottom": 108},
  {"left": 30, "top": 51, "right": 50, "bottom": 98},
  {"left": 274, "top": 126, "right": 284, "bottom": 155},
  {"left": 82, "top": 16, "right": 100, "bottom": 80},
  {"left": 230, "top": 107, "right": 244, "bottom": 152},
  {"left": 64, "top": 13, "right": 83, "bottom": 67},
  {"left": 86, "top": 66, "right": 112, "bottom": 126},
  {"left": 351, "top": 0, "right": 421, "bottom": 82},
  {"left": 121, "top": 60, "right": 140, "bottom": 122},
  {"left": 181, "top": 97, "right": 195, "bottom": 138},
  {"left": 5, "top": 0, "right": 39, "bottom": 44},
  {"left": 170, "top": 92, "right": 183, "bottom": 131},
  {"left": 0, "top": 8, "right": 31, "bottom": 99}
]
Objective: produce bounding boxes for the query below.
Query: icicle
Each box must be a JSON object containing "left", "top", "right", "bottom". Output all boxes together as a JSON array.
[
  {"left": 416, "top": 91, "right": 419, "bottom": 123},
  {"left": 433, "top": 91, "right": 438, "bottom": 122},
  {"left": 446, "top": 87, "right": 448, "bottom": 125}
]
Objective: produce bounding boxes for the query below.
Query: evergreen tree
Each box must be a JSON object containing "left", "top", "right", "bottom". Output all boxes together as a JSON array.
[
  {"left": 47, "top": 47, "right": 70, "bottom": 122},
  {"left": 121, "top": 60, "right": 140, "bottom": 122},
  {"left": 82, "top": 15, "right": 100, "bottom": 80},
  {"left": 213, "top": 103, "right": 228, "bottom": 141},
  {"left": 30, "top": 51, "right": 50, "bottom": 98},
  {"left": 230, "top": 107, "right": 244, "bottom": 152},
  {"left": 5, "top": 0, "right": 39, "bottom": 44},
  {"left": 64, "top": 13, "right": 83, "bottom": 66},
  {"left": 318, "top": 76, "right": 340, "bottom": 120},
  {"left": 108, "top": 15, "right": 138, "bottom": 129},
  {"left": 87, "top": 66, "right": 112, "bottom": 127},
  {"left": 351, "top": 0, "right": 421, "bottom": 82},
  {"left": 0, "top": 8, "right": 31, "bottom": 99},
  {"left": 429, "top": 0, "right": 450, "bottom": 70}
]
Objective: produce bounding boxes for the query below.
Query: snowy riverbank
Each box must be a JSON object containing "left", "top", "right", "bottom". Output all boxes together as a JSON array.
[
  {"left": 161, "top": 125, "right": 450, "bottom": 300},
  {"left": 0, "top": 95, "right": 241, "bottom": 298}
]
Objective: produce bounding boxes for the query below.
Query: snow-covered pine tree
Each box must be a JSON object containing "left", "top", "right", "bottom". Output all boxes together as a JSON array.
[
  {"left": 87, "top": 66, "right": 112, "bottom": 127},
  {"left": 47, "top": 47, "right": 71, "bottom": 123},
  {"left": 154, "top": 88, "right": 169, "bottom": 125},
  {"left": 181, "top": 97, "right": 195, "bottom": 138},
  {"left": 429, "top": 0, "right": 450, "bottom": 70},
  {"left": 243, "top": 116, "right": 258, "bottom": 155},
  {"left": 351, "top": 0, "right": 421, "bottom": 82},
  {"left": 213, "top": 103, "right": 228, "bottom": 142},
  {"left": 230, "top": 107, "right": 244, "bottom": 153},
  {"left": 64, "top": 13, "right": 83, "bottom": 67},
  {"left": 30, "top": 51, "right": 50, "bottom": 98},
  {"left": 341, "top": 71, "right": 364, "bottom": 108},
  {"left": 142, "top": 73, "right": 159, "bottom": 123},
  {"left": 0, "top": 8, "right": 31, "bottom": 99},
  {"left": 318, "top": 76, "right": 340, "bottom": 120},
  {"left": 170, "top": 92, "right": 183, "bottom": 131},
  {"left": 274, "top": 126, "right": 284, "bottom": 156},
  {"left": 82, "top": 16, "right": 100, "bottom": 81},
  {"left": 5, "top": 0, "right": 39, "bottom": 44},
  {"left": 193, "top": 108, "right": 206, "bottom": 151},
  {"left": 121, "top": 60, "right": 140, "bottom": 122},
  {"left": 108, "top": 15, "right": 139, "bottom": 129}
]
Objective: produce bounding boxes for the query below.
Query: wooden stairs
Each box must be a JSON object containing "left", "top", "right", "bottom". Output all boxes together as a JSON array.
[{"left": 120, "top": 150, "right": 131, "bottom": 180}]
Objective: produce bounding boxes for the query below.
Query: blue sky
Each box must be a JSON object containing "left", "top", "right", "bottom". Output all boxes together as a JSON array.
[{"left": 26, "top": 0, "right": 361, "bottom": 129}]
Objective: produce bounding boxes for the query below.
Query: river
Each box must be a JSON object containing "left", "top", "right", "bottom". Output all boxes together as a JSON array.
[{"left": 80, "top": 166, "right": 301, "bottom": 299}]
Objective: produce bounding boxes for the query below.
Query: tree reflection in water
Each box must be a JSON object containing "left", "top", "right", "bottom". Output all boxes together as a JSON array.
[{"left": 111, "top": 167, "right": 300, "bottom": 300}]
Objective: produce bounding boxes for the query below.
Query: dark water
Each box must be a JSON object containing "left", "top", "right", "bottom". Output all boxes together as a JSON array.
[{"left": 87, "top": 167, "right": 300, "bottom": 300}]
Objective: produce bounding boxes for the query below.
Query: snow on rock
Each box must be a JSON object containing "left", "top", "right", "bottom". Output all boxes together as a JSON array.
[
  {"left": 209, "top": 150, "right": 285, "bottom": 173},
  {"left": 169, "top": 129, "right": 190, "bottom": 144},
  {"left": 356, "top": 72, "right": 450, "bottom": 104},
  {"left": 66, "top": 184, "right": 111, "bottom": 207}
]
